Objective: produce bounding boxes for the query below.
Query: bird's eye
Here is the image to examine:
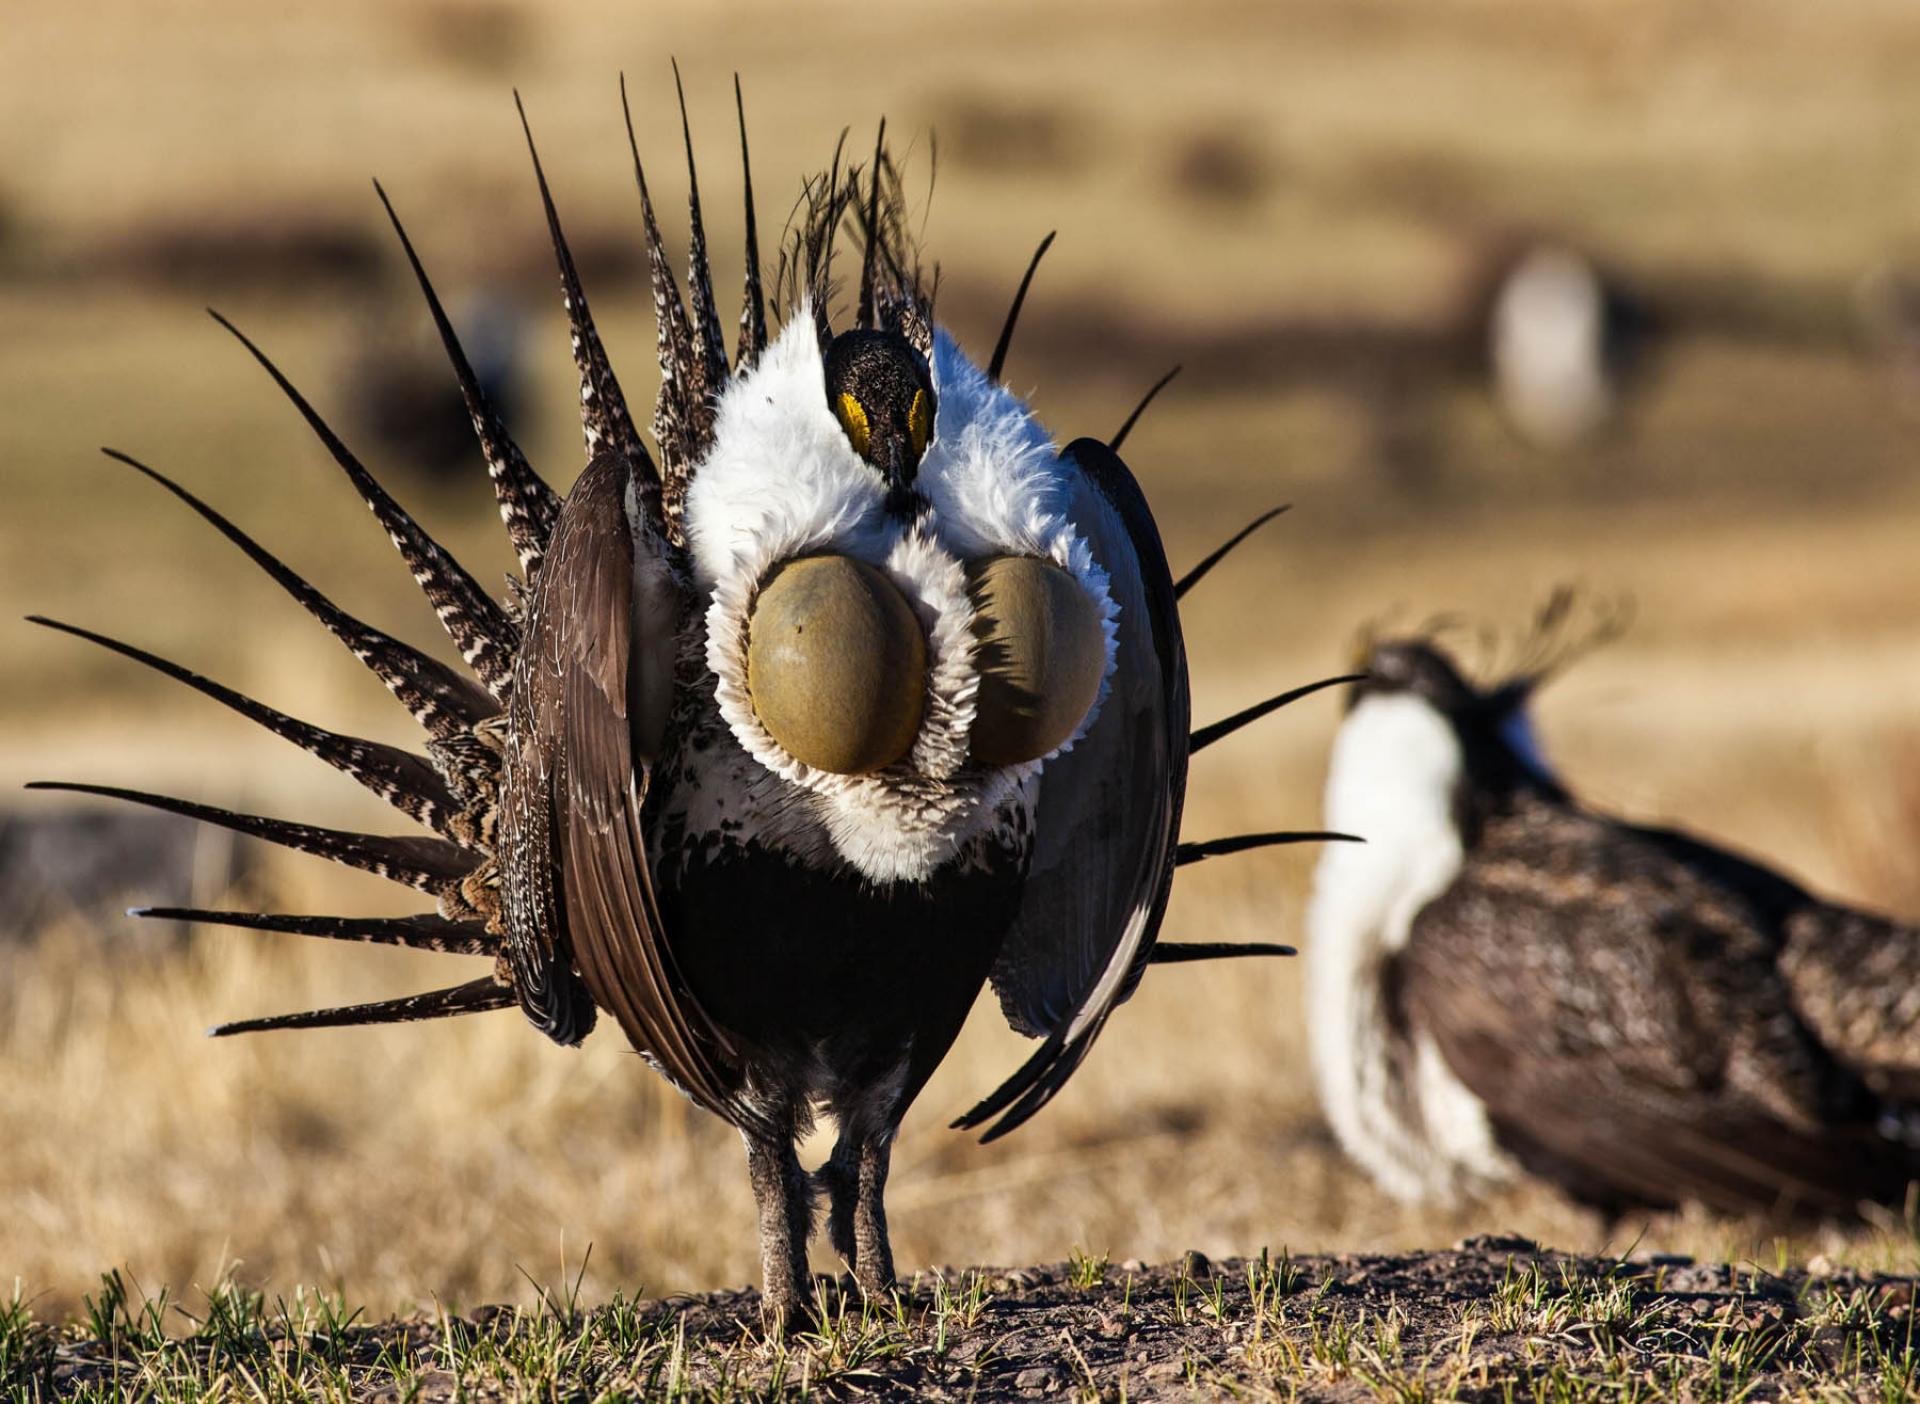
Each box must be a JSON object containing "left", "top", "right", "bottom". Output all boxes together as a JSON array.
[
  {"left": 908, "top": 389, "right": 933, "bottom": 460},
  {"left": 835, "top": 393, "right": 872, "bottom": 459},
  {"left": 746, "top": 554, "right": 926, "bottom": 775},
  {"left": 966, "top": 556, "right": 1106, "bottom": 767}
]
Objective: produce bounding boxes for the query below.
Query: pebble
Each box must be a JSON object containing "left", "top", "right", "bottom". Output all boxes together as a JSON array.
[
  {"left": 1453, "top": 1234, "right": 1540, "bottom": 1255},
  {"left": 1014, "top": 1364, "right": 1057, "bottom": 1393}
]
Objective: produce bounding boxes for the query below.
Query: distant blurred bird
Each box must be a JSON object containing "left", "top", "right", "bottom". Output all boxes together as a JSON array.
[
  {"left": 343, "top": 292, "right": 530, "bottom": 484},
  {"left": 1854, "top": 258, "right": 1920, "bottom": 404},
  {"left": 32, "top": 75, "right": 1331, "bottom": 1323},
  {"left": 1474, "top": 240, "right": 1657, "bottom": 451},
  {"left": 1307, "top": 601, "right": 1920, "bottom": 1220}
]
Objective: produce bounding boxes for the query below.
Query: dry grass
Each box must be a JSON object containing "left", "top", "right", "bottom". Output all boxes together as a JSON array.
[{"left": 5, "top": 0, "right": 1920, "bottom": 1334}]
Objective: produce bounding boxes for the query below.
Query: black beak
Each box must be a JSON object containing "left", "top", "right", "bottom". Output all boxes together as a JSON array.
[{"left": 874, "top": 428, "right": 922, "bottom": 518}]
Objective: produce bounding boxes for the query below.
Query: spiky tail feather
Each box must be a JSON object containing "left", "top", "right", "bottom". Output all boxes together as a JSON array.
[
  {"left": 209, "top": 311, "right": 520, "bottom": 697},
  {"left": 27, "top": 616, "right": 462, "bottom": 839},
  {"left": 1149, "top": 941, "right": 1296, "bottom": 963},
  {"left": 733, "top": 75, "right": 768, "bottom": 371},
  {"left": 208, "top": 977, "right": 515, "bottom": 1037},
  {"left": 42, "top": 87, "right": 791, "bottom": 1047},
  {"left": 1175, "top": 830, "right": 1361, "bottom": 867},
  {"left": 1189, "top": 674, "right": 1363, "bottom": 754},
  {"left": 373, "top": 179, "right": 560, "bottom": 579},
  {"left": 134, "top": 907, "right": 499, "bottom": 957},
  {"left": 101, "top": 449, "right": 498, "bottom": 742},
  {"left": 1173, "top": 506, "right": 1289, "bottom": 601},
  {"left": 28, "top": 782, "right": 476, "bottom": 899},
  {"left": 986, "top": 231, "right": 1055, "bottom": 384}
]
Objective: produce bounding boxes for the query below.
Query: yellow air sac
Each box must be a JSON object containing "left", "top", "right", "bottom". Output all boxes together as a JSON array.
[
  {"left": 967, "top": 555, "right": 1106, "bottom": 767},
  {"left": 746, "top": 555, "right": 926, "bottom": 775}
]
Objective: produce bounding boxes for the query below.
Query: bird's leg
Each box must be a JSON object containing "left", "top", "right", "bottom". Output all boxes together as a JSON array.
[
  {"left": 823, "top": 1123, "right": 897, "bottom": 1297},
  {"left": 744, "top": 1124, "right": 814, "bottom": 1330}
]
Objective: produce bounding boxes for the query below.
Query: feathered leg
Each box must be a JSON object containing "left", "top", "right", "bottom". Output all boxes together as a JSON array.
[
  {"left": 821, "top": 1078, "right": 903, "bottom": 1296},
  {"left": 821, "top": 1129, "right": 896, "bottom": 1297},
  {"left": 743, "top": 1119, "right": 814, "bottom": 1329}
]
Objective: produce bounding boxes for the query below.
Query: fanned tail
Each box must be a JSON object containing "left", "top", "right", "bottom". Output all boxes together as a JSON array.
[
  {"left": 26, "top": 616, "right": 461, "bottom": 840},
  {"left": 102, "top": 449, "right": 498, "bottom": 742},
  {"left": 134, "top": 907, "right": 498, "bottom": 957},
  {"left": 209, "top": 977, "right": 514, "bottom": 1037},
  {"left": 373, "top": 179, "right": 560, "bottom": 579},
  {"left": 210, "top": 311, "right": 520, "bottom": 698},
  {"left": 39, "top": 89, "right": 759, "bottom": 1043}
]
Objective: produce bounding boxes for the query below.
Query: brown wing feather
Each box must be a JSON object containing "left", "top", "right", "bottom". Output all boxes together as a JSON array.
[
  {"left": 1782, "top": 903, "right": 1920, "bottom": 1099},
  {"left": 501, "top": 450, "right": 747, "bottom": 1123},
  {"left": 957, "top": 436, "right": 1188, "bottom": 1141},
  {"left": 1404, "top": 804, "right": 1920, "bottom": 1217}
]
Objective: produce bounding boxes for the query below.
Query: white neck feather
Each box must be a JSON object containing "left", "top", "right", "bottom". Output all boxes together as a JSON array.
[{"left": 1305, "top": 692, "right": 1472, "bottom": 1201}]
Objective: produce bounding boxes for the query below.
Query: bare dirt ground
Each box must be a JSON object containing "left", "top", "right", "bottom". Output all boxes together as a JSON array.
[{"left": 11, "top": 1241, "right": 1916, "bottom": 1400}]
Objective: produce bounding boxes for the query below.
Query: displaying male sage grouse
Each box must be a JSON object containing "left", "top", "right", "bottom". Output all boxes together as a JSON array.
[
  {"left": 1307, "top": 604, "right": 1920, "bottom": 1221},
  {"left": 30, "top": 78, "right": 1330, "bottom": 1323}
]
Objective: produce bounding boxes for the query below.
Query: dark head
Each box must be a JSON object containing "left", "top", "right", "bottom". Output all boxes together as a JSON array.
[
  {"left": 825, "top": 329, "right": 935, "bottom": 513},
  {"left": 1351, "top": 637, "right": 1561, "bottom": 807}
]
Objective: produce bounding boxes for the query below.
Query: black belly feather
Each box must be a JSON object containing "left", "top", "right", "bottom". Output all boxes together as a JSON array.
[{"left": 659, "top": 838, "right": 1026, "bottom": 1109}]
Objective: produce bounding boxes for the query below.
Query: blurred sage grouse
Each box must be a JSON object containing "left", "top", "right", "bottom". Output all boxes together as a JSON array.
[
  {"left": 31, "top": 77, "right": 1334, "bottom": 1322},
  {"left": 1307, "top": 602, "right": 1920, "bottom": 1221}
]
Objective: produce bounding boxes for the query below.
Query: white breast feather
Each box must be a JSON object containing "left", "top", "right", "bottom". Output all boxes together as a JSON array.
[
  {"left": 677, "top": 314, "right": 1118, "bottom": 885},
  {"left": 1307, "top": 692, "right": 1513, "bottom": 1201}
]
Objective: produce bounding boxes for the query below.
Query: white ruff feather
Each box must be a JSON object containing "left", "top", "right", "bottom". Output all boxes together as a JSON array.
[
  {"left": 1306, "top": 692, "right": 1514, "bottom": 1202},
  {"left": 680, "top": 313, "right": 1118, "bottom": 884}
]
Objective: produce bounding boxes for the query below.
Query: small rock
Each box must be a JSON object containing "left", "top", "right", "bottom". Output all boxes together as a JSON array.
[
  {"left": 1453, "top": 1234, "right": 1539, "bottom": 1255},
  {"left": 1014, "top": 1364, "right": 1057, "bottom": 1393},
  {"left": 1180, "top": 1250, "right": 1214, "bottom": 1280},
  {"left": 1118, "top": 1258, "right": 1146, "bottom": 1274}
]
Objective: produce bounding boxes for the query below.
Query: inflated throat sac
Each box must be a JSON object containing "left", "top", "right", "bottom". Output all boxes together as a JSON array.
[{"left": 743, "top": 550, "right": 1104, "bottom": 777}]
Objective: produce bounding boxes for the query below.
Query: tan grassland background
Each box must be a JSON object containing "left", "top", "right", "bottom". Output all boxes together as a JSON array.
[{"left": 5, "top": 0, "right": 1920, "bottom": 1317}]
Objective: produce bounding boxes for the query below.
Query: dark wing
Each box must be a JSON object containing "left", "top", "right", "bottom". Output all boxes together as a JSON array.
[
  {"left": 1782, "top": 903, "right": 1920, "bottom": 1102},
  {"left": 500, "top": 450, "right": 750, "bottom": 1126},
  {"left": 1402, "top": 805, "right": 1919, "bottom": 1217},
  {"left": 955, "top": 436, "right": 1189, "bottom": 1142}
]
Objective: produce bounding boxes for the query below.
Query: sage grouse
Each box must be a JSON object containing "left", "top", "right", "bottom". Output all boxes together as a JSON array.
[
  {"left": 1307, "top": 612, "right": 1920, "bottom": 1220},
  {"left": 31, "top": 79, "right": 1327, "bottom": 1321}
]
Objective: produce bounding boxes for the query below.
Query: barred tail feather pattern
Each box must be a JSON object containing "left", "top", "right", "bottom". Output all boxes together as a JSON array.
[
  {"left": 209, "top": 977, "right": 515, "bottom": 1037},
  {"left": 104, "top": 449, "right": 500, "bottom": 740},
  {"left": 373, "top": 179, "right": 561, "bottom": 579},
  {"left": 28, "top": 616, "right": 462, "bottom": 839}
]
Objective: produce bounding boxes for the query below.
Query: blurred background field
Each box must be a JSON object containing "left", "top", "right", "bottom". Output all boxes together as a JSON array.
[{"left": 5, "top": 0, "right": 1920, "bottom": 1319}]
